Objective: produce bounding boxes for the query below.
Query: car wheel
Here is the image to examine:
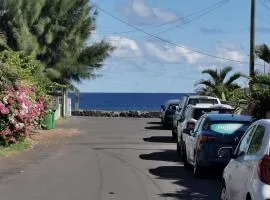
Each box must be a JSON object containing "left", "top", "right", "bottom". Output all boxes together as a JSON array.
[
  {"left": 172, "top": 129, "right": 177, "bottom": 139},
  {"left": 246, "top": 194, "right": 251, "bottom": 200},
  {"left": 193, "top": 154, "right": 203, "bottom": 178},
  {"left": 184, "top": 157, "right": 191, "bottom": 169},
  {"left": 220, "top": 184, "right": 228, "bottom": 200},
  {"left": 180, "top": 141, "right": 186, "bottom": 161},
  {"left": 176, "top": 142, "right": 181, "bottom": 157}
]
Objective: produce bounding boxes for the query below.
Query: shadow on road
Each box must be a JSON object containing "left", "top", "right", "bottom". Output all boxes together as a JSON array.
[
  {"left": 139, "top": 150, "right": 179, "bottom": 162},
  {"left": 144, "top": 125, "right": 168, "bottom": 130},
  {"left": 149, "top": 165, "right": 221, "bottom": 200},
  {"left": 147, "top": 122, "right": 161, "bottom": 125},
  {"left": 139, "top": 149, "right": 221, "bottom": 200},
  {"left": 143, "top": 136, "right": 175, "bottom": 143}
]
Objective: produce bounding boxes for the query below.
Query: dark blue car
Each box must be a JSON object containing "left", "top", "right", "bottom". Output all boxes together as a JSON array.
[{"left": 184, "top": 114, "right": 255, "bottom": 178}]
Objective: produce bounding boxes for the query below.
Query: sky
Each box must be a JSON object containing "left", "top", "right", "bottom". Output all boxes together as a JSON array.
[{"left": 76, "top": 0, "right": 270, "bottom": 93}]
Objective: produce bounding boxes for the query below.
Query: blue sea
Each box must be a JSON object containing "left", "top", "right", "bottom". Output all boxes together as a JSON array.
[{"left": 69, "top": 93, "right": 193, "bottom": 111}]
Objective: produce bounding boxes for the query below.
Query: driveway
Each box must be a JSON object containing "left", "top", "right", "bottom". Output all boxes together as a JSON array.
[{"left": 0, "top": 117, "right": 220, "bottom": 200}]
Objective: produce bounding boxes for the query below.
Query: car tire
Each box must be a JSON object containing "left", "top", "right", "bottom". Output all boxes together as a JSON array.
[
  {"left": 184, "top": 158, "right": 191, "bottom": 169},
  {"left": 172, "top": 129, "right": 177, "bottom": 139},
  {"left": 220, "top": 183, "right": 228, "bottom": 200},
  {"left": 180, "top": 141, "right": 186, "bottom": 161},
  {"left": 193, "top": 154, "right": 204, "bottom": 178},
  {"left": 246, "top": 194, "right": 251, "bottom": 200},
  {"left": 176, "top": 142, "right": 181, "bottom": 157}
]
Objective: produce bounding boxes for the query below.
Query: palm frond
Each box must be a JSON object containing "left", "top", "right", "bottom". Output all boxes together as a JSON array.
[
  {"left": 255, "top": 44, "right": 270, "bottom": 64},
  {"left": 201, "top": 68, "right": 219, "bottom": 81},
  {"left": 220, "top": 66, "right": 233, "bottom": 82},
  {"left": 194, "top": 79, "right": 214, "bottom": 87},
  {"left": 225, "top": 72, "right": 242, "bottom": 86}
]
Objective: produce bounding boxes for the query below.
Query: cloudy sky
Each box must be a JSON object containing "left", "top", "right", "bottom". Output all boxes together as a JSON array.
[{"left": 77, "top": 0, "right": 270, "bottom": 93}]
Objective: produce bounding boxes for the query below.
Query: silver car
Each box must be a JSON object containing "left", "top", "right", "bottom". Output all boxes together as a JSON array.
[
  {"left": 220, "top": 119, "right": 270, "bottom": 200},
  {"left": 161, "top": 99, "right": 181, "bottom": 129}
]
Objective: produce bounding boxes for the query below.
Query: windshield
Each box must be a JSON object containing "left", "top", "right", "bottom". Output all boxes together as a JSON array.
[
  {"left": 208, "top": 122, "right": 251, "bottom": 135},
  {"left": 167, "top": 104, "right": 180, "bottom": 110},
  {"left": 193, "top": 108, "right": 233, "bottom": 120},
  {"left": 188, "top": 98, "right": 218, "bottom": 105}
]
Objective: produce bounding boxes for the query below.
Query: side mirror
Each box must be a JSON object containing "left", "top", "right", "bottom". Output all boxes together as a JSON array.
[
  {"left": 179, "top": 116, "right": 185, "bottom": 122},
  {"left": 161, "top": 105, "right": 165, "bottom": 111},
  {"left": 183, "top": 128, "right": 192, "bottom": 135},
  {"left": 218, "top": 147, "right": 233, "bottom": 158}
]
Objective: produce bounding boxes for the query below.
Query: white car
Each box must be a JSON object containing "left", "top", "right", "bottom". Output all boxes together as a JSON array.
[
  {"left": 220, "top": 119, "right": 270, "bottom": 200},
  {"left": 172, "top": 95, "right": 221, "bottom": 139},
  {"left": 176, "top": 103, "right": 233, "bottom": 160}
]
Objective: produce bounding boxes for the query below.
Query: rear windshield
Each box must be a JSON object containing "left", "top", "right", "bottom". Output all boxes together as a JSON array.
[
  {"left": 193, "top": 108, "right": 233, "bottom": 120},
  {"left": 188, "top": 98, "right": 218, "bottom": 105},
  {"left": 207, "top": 122, "right": 251, "bottom": 135}
]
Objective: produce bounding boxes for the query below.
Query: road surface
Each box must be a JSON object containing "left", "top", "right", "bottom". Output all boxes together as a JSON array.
[{"left": 0, "top": 117, "right": 220, "bottom": 200}]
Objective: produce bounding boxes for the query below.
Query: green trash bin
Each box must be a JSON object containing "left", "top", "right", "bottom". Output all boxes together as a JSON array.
[
  {"left": 51, "top": 110, "right": 56, "bottom": 129},
  {"left": 44, "top": 112, "right": 53, "bottom": 130}
]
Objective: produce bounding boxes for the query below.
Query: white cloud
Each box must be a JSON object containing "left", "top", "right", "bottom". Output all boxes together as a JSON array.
[
  {"left": 107, "top": 36, "right": 141, "bottom": 57},
  {"left": 145, "top": 42, "right": 204, "bottom": 64},
  {"left": 131, "top": 0, "right": 151, "bottom": 18},
  {"left": 152, "top": 7, "right": 178, "bottom": 22},
  {"left": 216, "top": 42, "right": 244, "bottom": 62},
  {"left": 124, "top": 0, "right": 178, "bottom": 24}
]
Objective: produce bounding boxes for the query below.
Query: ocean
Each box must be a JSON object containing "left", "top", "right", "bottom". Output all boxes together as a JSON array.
[{"left": 69, "top": 93, "right": 193, "bottom": 111}]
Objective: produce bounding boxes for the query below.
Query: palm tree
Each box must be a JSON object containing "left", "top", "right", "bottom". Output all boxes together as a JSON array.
[
  {"left": 195, "top": 66, "right": 243, "bottom": 101},
  {"left": 255, "top": 44, "right": 270, "bottom": 64}
]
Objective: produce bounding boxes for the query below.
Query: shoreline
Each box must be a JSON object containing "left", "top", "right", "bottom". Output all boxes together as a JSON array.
[{"left": 71, "top": 110, "right": 161, "bottom": 118}]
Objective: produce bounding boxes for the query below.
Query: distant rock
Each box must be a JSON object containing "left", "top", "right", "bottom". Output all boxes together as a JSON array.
[{"left": 71, "top": 110, "right": 160, "bottom": 118}]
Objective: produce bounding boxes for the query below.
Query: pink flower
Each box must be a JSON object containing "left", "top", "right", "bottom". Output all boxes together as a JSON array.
[{"left": 0, "top": 107, "right": 9, "bottom": 115}]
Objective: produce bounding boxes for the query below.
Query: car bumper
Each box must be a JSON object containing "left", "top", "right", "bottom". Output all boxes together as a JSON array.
[
  {"left": 197, "top": 152, "right": 229, "bottom": 169},
  {"left": 251, "top": 179, "right": 270, "bottom": 200},
  {"left": 163, "top": 116, "right": 173, "bottom": 125}
]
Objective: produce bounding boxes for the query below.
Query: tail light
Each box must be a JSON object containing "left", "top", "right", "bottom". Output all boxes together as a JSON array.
[
  {"left": 258, "top": 155, "right": 270, "bottom": 185},
  {"left": 198, "top": 135, "right": 217, "bottom": 145},
  {"left": 187, "top": 121, "right": 195, "bottom": 129}
]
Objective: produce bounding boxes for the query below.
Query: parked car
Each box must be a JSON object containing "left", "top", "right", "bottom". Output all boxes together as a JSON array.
[
  {"left": 172, "top": 95, "right": 221, "bottom": 138},
  {"left": 184, "top": 114, "right": 254, "bottom": 178},
  {"left": 160, "top": 99, "right": 181, "bottom": 128},
  {"left": 220, "top": 119, "right": 270, "bottom": 200},
  {"left": 176, "top": 104, "right": 234, "bottom": 161}
]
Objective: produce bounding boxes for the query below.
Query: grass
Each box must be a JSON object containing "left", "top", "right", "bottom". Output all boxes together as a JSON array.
[{"left": 0, "top": 139, "right": 34, "bottom": 157}]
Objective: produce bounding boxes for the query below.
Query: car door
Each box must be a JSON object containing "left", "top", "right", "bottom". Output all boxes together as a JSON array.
[
  {"left": 177, "top": 107, "right": 189, "bottom": 142},
  {"left": 238, "top": 125, "right": 266, "bottom": 200},
  {"left": 186, "top": 117, "right": 203, "bottom": 163},
  {"left": 226, "top": 125, "right": 257, "bottom": 200},
  {"left": 187, "top": 117, "right": 206, "bottom": 164}
]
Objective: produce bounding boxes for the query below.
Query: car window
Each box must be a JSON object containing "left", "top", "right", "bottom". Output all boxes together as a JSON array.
[
  {"left": 247, "top": 125, "right": 265, "bottom": 155},
  {"left": 208, "top": 122, "right": 251, "bottom": 135},
  {"left": 236, "top": 126, "right": 256, "bottom": 157},
  {"left": 197, "top": 118, "right": 206, "bottom": 134},
  {"left": 167, "top": 104, "right": 178, "bottom": 110},
  {"left": 193, "top": 117, "right": 203, "bottom": 133},
  {"left": 188, "top": 98, "right": 218, "bottom": 105}
]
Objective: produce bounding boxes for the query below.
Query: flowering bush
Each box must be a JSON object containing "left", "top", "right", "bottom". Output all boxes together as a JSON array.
[{"left": 0, "top": 85, "right": 46, "bottom": 145}]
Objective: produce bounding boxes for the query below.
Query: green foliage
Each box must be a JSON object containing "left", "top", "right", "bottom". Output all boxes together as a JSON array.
[
  {"left": 195, "top": 66, "right": 243, "bottom": 101},
  {"left": 255, "top": 44, "right": 270, "bottom": 64},
  {"left": 0, "top": 50, "right": 56, "bottom": 101},
  {"left": 0, "top": 32, "right": 8, "bottom": 51},
  {"left": 232, "top": 73, "right": 270, "bottom": 119},
  {"left": 0, "top": 0, "right": 114, "bottom": 85}
]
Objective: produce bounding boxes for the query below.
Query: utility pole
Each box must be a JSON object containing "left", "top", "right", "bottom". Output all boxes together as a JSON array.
[{"left": 249, "top": 0, "right": 256, "bottom": 86}]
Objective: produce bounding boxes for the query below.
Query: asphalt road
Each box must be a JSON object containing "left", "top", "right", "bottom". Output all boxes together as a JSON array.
[{"left": 0, "top": 117, "right": 221, "bottom": 200}]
